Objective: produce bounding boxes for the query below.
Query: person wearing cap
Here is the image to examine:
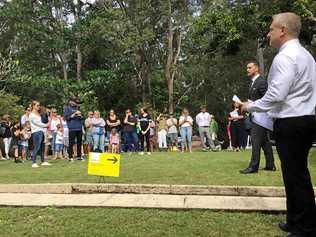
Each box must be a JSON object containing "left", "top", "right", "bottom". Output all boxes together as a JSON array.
[{"left": 63, "top": 96, "right": 83, "bottom": 161}]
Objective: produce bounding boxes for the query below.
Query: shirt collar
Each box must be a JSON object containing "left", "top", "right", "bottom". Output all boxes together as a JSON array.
[
  {"left": 279, "top": 39, "right": 300, "bottom": 52},
  {"left": 251, "top": 74, "right": 260, "bottom": 84}
]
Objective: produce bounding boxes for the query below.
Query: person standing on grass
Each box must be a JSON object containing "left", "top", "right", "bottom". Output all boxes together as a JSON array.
[
  {"left": 228, "top": 102, "right": 245, "bottom": 152},
  {"left": 61, "top": 116, "right": 69, "bottom": 159},
  {"left": 123, "top": 109, "right": 138, "bottom": 153},
  {"left": 91, "top": 110, "right": 105, "bottom": 152},
  {"left": 156, "top": 113, "right": 168, "bottom": 151},
  {"left": 29, "top": 100, "right": 51, "bottom": 168},
  {"left": 64, "top": 96, "right": 83, "bottom": 161},
  {"left": 84, "top": 111, "right": 94, "bottom": 153},
  {"left": 106, "top": 109, "right": 121, "bottom": 140},
  {"left": 109, "top": 128, "right": 120, "bottom": 153},
  {"left": 179, "top": 108, "right": 193, "bottom": 153},
  {"left": 242, "top": 13, "right": 316, "bottom": 237},
  {"left": 138, "top": 107, "right": 152, "bottom": 155},
  {"left": 11, "top": 122, "right": 22, "bottom": 163},
  {"left": 53, "top": 124, "right": 64, "bottom": 160},
  {"left": 0, "top": 114, "right": 12, "bottom": 160},
  {"left": 49, "top": 108, "right": 62, "bottom": 157},
  {"left": 166, "top": 113, "right": 178, "bottom": 151},
  {"left": 20, "top": 107, "right": 31, "bottom": 126},
  {"left": 240, "top": 60, "right": 275, "bottom": 174},
  {"left": 40, "top": 106, "right": 51, "bottom": 160},
  {"left": 196, "top": 105, "right": 215, "bottom": 151},
  {"left": 19, "top": 121, "right": 31, "bottom": 162}
]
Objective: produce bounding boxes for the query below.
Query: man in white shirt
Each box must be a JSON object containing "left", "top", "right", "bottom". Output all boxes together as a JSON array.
[
  {"left": 242, "top": 13, "right": 316, "bottom": 237},
  {"left": 196, "top": 105, "right": 215, "bottom": 151}
]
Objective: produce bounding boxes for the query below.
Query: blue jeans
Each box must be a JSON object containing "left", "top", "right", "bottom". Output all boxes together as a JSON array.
[
  {"left": 92, "top": 133, "right": 105, "bottom": 152},
  {"left": 124, "top": 131, "right": 138, "bottom": 152},
  {"left": 180, "top": 126, "right": 192, "bottom": 151},
  {"left": 51, "top": 131, "right": 57, "bottom": 154},
  {"left": 32, "top": 131, "right": 45, "bottom": 163}
]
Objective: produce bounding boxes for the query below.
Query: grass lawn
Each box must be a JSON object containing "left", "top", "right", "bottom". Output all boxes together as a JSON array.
[
  {"left": 0, "top": 207, "right": 285, "bottom": 237},
  {"left": 0, "top": 149, "right": 315, "bottom": 186}
]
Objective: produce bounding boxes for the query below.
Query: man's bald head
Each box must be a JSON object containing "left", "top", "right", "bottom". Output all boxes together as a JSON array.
[{"left": 272, "top": 12, "right": 301, "bottom": 38}]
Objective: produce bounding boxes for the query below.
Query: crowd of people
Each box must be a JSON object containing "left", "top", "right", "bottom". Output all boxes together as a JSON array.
[{"left": 0, "top": 98, "right": 228, "bottom": 167}]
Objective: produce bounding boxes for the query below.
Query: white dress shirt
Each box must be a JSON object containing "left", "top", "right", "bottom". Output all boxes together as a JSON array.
[
  {"left": 196, "top": 112, "right": 211, "bottom": 127},
  {"left": 248, "top": 39, "right": 316, "bottom": 118},
  {"left": 250, "top": 74, "right": 260, "bottom": 87}
]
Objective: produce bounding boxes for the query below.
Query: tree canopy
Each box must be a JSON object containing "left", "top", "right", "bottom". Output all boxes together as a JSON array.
[{"left": 0, "top": 0, "right": 315, "bottom": 120}]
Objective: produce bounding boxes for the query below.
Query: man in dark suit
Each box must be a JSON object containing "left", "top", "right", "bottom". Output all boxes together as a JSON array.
[{"left": 240, "top": 61, "right": 276, "bottom": 174}]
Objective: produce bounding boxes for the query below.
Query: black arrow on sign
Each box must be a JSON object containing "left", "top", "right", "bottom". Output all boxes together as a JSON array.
[{"left": 107, "top": 157, "right": 118, "bottom": 164}]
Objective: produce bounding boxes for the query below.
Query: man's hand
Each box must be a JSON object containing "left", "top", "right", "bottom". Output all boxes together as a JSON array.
[{"left": 241, "top": 102, "right": 250, "bottom": 113}]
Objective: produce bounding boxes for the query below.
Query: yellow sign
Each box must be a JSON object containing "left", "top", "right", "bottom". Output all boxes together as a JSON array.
[{"left": 88, "top": 152, "right": 120, "bottom": 177}]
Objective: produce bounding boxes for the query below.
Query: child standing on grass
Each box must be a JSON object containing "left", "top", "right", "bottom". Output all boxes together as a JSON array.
[
  {"left": 54, "top": 124, "right": 64, "bottom": 160},
  {"left": 109, "top": 128, "right": 120, "bottom": 153},
  {"left": 149, "top": 121, "right": 155, "bottom": 153},
  {"left": 11, "top": 122, "right": 22, "bottom": 163},
  {"left": 20, "top": 121, "right": 32, "bottom": 162},
  {"left": 61, "top": 117, "right": 69, "bottom": 159}
]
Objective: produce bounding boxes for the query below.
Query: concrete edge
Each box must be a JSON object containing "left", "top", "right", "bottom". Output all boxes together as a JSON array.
[
  {"left": 0, "top": 193, "right": 288, "bottom": 211},
  {"left": 1, "top": 183, "right": 315, "bottom": 197}
]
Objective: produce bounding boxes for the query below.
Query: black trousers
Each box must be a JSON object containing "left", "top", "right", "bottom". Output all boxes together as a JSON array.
[
  {"left": 140, "top": 131, "right": 150, "bottom": 152},
  {"left": 248, "top": 123, "right": 275, "bottom": 170},
  {"left": 231, "top": 120, "right": 245, "bottom": 148},
  {"left": 274, "top": 116, "right": 316, "bottom": 235},
  {"left": 68, "top": 130, "right": 82, "bottom": 158}
]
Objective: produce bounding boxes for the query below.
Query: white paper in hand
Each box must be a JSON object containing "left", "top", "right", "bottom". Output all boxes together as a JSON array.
[{"left": 232, "top": 95, "right": 242, "bottom": 104}]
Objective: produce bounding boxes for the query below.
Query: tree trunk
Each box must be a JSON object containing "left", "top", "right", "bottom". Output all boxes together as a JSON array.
[
  {"left": 166, "top": 0, "right": 174, "bottom": 114},
  {"left": 76, "top": 44, "right": 82, "bottom": 81},
  {"left": 257, "top": 38, "right": 265, "bottom": 75},
  {"left": 59, "top": 52, "right": 68, "bottom": 80}
]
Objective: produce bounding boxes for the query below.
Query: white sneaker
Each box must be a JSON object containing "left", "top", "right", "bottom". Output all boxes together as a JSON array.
[
  {"left": 147, "top": 152, "right": 151, "bottom": 155},
  {"left": 41, "top": 161, "right": 52, "bottom": 166},
  {"left": 32, "top": 163, "right": 39, "bottom": 168},
  {"left": 139, "top": 152, "right": 144, "bottom": 156}
]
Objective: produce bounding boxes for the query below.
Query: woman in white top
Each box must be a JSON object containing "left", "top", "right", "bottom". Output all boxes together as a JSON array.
[
  {"left": 91, "top": 111, "right": 106, "bottom": 152},
  {"left": 29, "top": 100, "right": 51, "bottom": 168},
  {"left": 179, "top": 108, "right": 194, "bottom": 152}
]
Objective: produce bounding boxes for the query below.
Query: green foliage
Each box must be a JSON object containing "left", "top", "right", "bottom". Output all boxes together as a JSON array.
[
  {"left": 86, "top": 69, "right": 137, "bottom": 113},
  {"left": 4, "top": 75, "right": 95, "bottom": 114},
  {"left": 0, "top": 92, "right": 23, "bottom": 121},
  {"left": 0, "top": 0, "right": 315, "bottom": 122}
]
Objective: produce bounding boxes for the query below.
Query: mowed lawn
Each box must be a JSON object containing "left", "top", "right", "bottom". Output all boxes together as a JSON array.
[
  {"left": 0, "top": 207, "right": 285, "bottom": 237},
  {"left": 0, "top": 149, "right": 315, "bottom": 186}
]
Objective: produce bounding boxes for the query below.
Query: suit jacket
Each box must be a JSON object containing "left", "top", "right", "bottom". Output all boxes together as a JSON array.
[
  {"left": 248, "top": 75, "right": 273, "bottom": 129},
  {"left": 248, "top": 75, "right": 268, "bottom": 101}
]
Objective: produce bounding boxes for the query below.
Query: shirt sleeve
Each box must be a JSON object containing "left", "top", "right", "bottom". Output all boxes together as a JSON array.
[
  {"left": 248, "top": 54, "right": 296, "bottom": 112},
  {"left": 63, "top": 107, "right": 72, "bottom": 121}
]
